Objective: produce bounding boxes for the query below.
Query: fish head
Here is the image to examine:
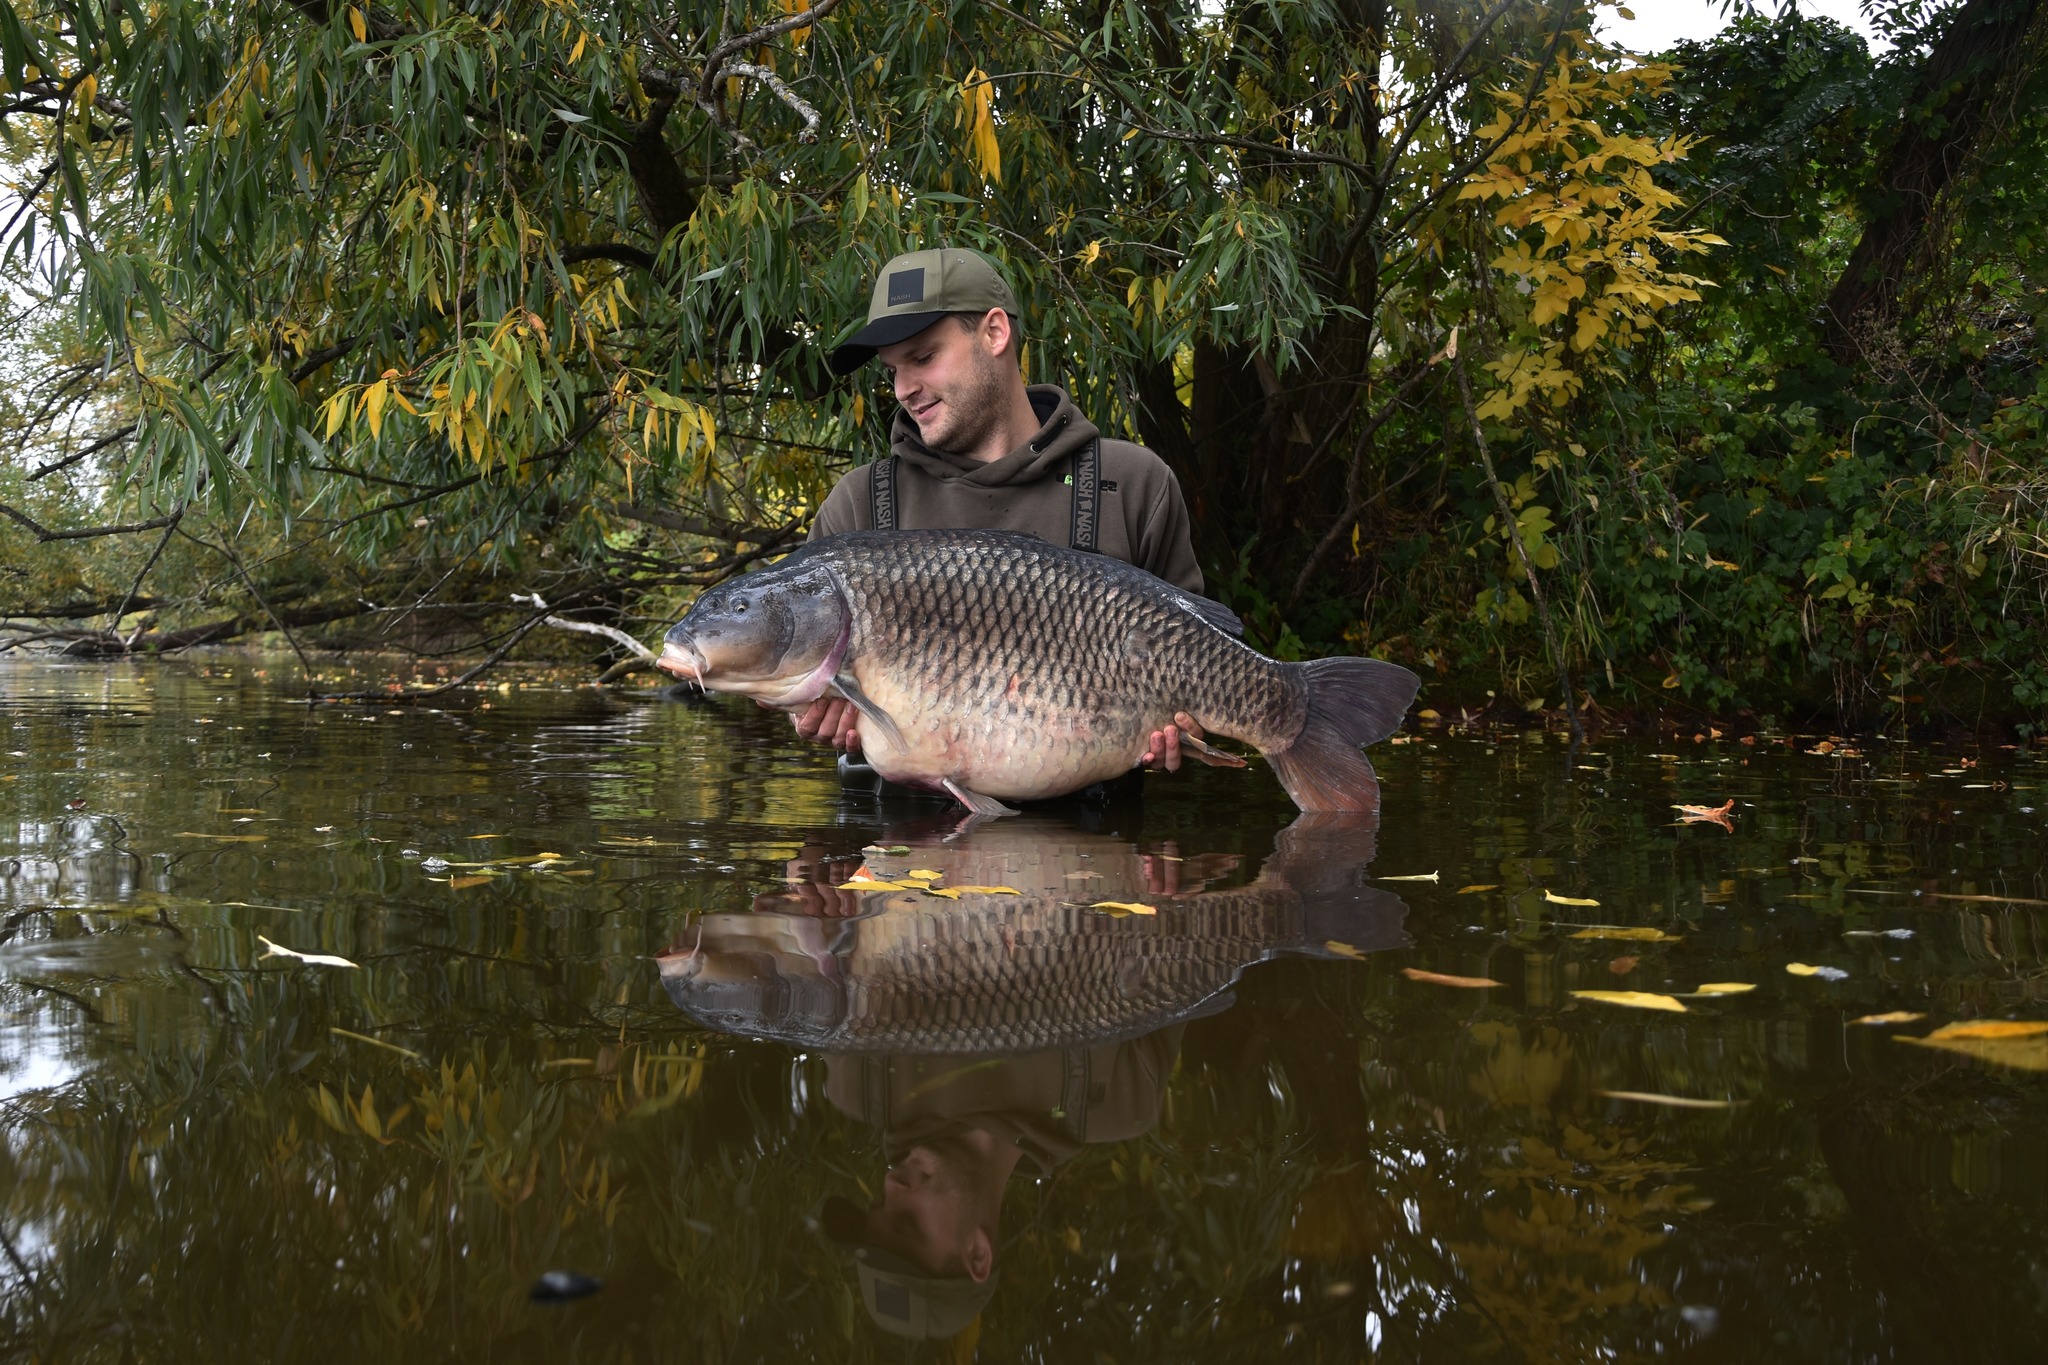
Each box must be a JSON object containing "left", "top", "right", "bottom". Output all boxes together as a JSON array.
[
  {"left": 655, "top": 914, "right": 848, "bottom": 1043},
  {"left": 658, "top": 563, "right": 852, "bottom": 706}
]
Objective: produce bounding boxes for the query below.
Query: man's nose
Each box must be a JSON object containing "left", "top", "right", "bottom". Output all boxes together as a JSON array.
[{"left": 893, "top": 370, "right": 919, "bottom": 403}]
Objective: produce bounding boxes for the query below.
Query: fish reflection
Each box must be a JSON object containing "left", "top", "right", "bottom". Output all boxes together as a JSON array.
[{"left": 656, "top": 812, "right": 1403, "bottom": 1340}]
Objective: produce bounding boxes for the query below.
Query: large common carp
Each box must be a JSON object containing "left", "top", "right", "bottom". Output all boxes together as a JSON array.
[
  {"left": 657, "top": 814, "right": 1405, "bottom": 1055},
  {"left": 656, "top": 529, "right": 1419, "bottom": 814}
]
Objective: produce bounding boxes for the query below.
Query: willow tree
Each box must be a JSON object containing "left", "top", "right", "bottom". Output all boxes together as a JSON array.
[{"left": 0, "top": 0, "right": 1650, "bottom": 662}]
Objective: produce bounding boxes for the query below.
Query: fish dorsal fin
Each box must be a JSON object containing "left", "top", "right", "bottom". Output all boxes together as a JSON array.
[{"left": 1179, "top": 593, "right": 1244, "bottom": 638}]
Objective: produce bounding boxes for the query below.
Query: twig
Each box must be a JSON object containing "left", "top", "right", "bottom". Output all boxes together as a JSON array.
[
  {"left": 0, "top": 503, "right": 183, "bottom": 543},
  {"left": 181, "top": 527, "right": 318, "bottom": 692},
  {"left": 721, "top": 62, "right": 823, "bottom": 141},
  {"left": 539, "top": 614, "right": 656, "bottom": 660},
  {"left": 28, "top": 421, "right": 137, "bottom": 482},
  {"left": 1452, "top": 355, "right": 1582, "bottom": 744},
  {"left": 109, "top": 505, "right": 185, "bottom": 636},
  {"left": 305, "top": 608, "right": 560, "bottom": 704},
  {"left": 695, "top": 0, "right": 844, "bottom": 141}
]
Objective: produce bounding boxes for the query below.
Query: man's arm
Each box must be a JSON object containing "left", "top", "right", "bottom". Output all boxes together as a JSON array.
[
  {"left": 1128, "top": 457, "right": 1204, "bottom": 594},
  {"left": 785, "top": 466, "right": 874, "bottom": 747}
]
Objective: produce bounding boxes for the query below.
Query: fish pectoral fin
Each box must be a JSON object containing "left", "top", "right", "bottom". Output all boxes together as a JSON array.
[
  {"left": 941, "top": 778, "right": 1019, "bottom": 819},
  {"left": 832, "top": 670, "right": 907, "bottom": 753},
  {"left": 1179, "top": 733, "right": 1249, "bottom": 769}
]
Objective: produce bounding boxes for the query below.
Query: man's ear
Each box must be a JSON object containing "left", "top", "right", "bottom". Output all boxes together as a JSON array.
[
  {"left": 963, "top": 1227, "right": 995, "bottom": 1283},
  {"left": 981, "top": 308, "right": 1019, "bottom": 363}
]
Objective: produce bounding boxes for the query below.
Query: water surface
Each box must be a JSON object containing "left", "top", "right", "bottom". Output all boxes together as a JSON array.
[{"left": 2, "top": 658, "right": 2045, "bottom": 1361}]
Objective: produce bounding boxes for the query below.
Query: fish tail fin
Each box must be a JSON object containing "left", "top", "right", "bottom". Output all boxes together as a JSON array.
[{"left": 1266, "top": 658, "right": 1420, "bottom": 812}]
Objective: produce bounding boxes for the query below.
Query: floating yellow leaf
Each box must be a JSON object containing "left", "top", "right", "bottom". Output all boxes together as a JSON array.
[
  {"left": 1570, "top": 990, "right": 1688, "bottom": 1013},
  {"left": 1688, "top": 983, "right": 1756, "bottom": 996},
  {"left": 448, "top": 874, "right": 493, "bottom": 890},
  {"left": 1785, "top": 962, "right": 1848, "bottom": 979},
  {"left": 905, "top": 869, "right": 942, "bottom": 881},
  {"left": 1455, "top": 884, "right": 1499, "bottom": 894},
  {"left": 1850, "top": 1011, "right": 1927, "bottom": 1026},
  {"left": 844, "top": 878, "right": 916, "bottom": 891},
  {"left": 1401, "top": 967, "right": 1502, "bottom": 988},
  {"left": 1091, "top": 901, "right": 1157, "bottom": 916},
  {"left": 1898, "top": 1031, "right": 2048, "bottom": 1072},
  {"left": 1570, "top": 925, "right": 1682, "bottom": 942},
  {"left": 1595, "top": 1090, "right": 1736, "bottom": 1110},
  {"left": 1324, "top": 940, "right": 1366, "bottom": 959},
  {"left": 1924, "top": 1020, "right": 2048, "bottom": 1041},
  {"left": 943, "top": 885, "right": 1021, "bottom": 896},
  {"left": 1544, "top": 890, "right": 1601, "bottom": 906}
]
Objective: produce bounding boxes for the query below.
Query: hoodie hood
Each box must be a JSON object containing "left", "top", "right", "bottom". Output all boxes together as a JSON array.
[{"left": 888, "top": 385, "right": 1099, "bottom": 488}]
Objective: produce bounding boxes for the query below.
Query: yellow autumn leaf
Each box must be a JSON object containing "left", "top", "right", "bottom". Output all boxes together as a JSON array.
[
  {"left": 1544, "top": 890, "right": 1600, "bottom": 906},
  {"left": 1401, "top": 967, "right": 1502, "bottom": 988},
  {"left": 348, "top": 6, "right": 367, "bottom": 42},
  {"left": 943, "top": 885, "right": 1021, "bottom": 896},
  {"left": 1923, "top": 1020, "right": 2048, "bottom": 1041},
  {"left": 1569, "top": 926, "right": 1680, "bottom": 942},
  {"left": 1569, "top": 990, "right": 1688, "bottom": 1013},
  {"left": 1091, "top": 901, "right": 1157, "bottom": 916},
  {"left": 1324, "top": 940, "right": 1366, "bottom": 959},
  {"left": 1455, "top": 884, "right": 1498, "bottom": 894},
  {"left": 1595, "top": 1090, "right": 1736, "bottom": 1110},
  {"left": 1687, "top": 983, "right": 1756, "bottom": 996},
  {"left": 1897, "top": 1031, "right": 2048, "bottom": 1072},
  {"left": 905, "top": 869, "right": 942, "bottom": 881},
  {"left": 1850, "top": 1011, "right": 1927, "bottom": 1026}
]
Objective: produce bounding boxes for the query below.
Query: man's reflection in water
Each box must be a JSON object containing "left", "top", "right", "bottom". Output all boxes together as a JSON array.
[{"left": 656, "top": 811, "right": 1404, "bottom": 1340}]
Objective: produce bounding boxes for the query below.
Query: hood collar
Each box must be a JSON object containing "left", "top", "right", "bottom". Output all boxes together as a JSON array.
[{"left": 888, "top": 385, "right": 1100, "bottom": 487}]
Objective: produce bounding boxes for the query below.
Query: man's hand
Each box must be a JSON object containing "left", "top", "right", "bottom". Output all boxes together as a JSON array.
[
  {"left": 1139, "top": 712, "right": 1203, "bottom": 771},
  {"left": 780, "top": 696, "right": 863, "bottom": 752}
]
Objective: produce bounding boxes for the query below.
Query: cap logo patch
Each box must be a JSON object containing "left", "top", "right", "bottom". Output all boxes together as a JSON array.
[{"left": 886, "top": 268, "right": 925, "bottom": 307}]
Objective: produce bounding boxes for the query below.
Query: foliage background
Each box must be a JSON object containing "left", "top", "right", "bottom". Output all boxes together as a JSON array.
[{"left": 0, "top": 0, "right": 2045, "bottom": 728}]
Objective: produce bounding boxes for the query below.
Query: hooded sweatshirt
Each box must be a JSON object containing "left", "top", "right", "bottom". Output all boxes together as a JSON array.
[{"left": 810, "top": 385, "right": 1204, "bottom": 594}]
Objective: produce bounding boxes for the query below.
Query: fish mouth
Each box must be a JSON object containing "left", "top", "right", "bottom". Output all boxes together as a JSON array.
[{"left": 657, "top": 637, "right": 706, "bottom": 683}]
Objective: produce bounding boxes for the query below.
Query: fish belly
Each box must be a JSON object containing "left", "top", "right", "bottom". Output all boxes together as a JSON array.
[{"left": 852, "top": 661, "right": 1153, "bottom": 801}]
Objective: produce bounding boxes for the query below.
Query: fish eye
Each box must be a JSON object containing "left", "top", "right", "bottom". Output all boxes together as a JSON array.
[{"left": 732, "top": 597, "right": 749, "bottom": 614}]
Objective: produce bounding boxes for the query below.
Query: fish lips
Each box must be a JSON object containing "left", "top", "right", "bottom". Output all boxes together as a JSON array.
[{"left": 656, "top": 632, "right": 707, "bottom": 683}]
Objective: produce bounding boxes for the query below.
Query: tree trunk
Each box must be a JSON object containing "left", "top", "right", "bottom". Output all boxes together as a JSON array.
[{"left": 1821, "top": 0, "right": 2047, "bottom": 364}]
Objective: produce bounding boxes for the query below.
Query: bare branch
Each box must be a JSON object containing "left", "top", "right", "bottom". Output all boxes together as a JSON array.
[
  {"left": 721, "top": 62, "right": 823, "bottom": 141},
  {"left": 0, "top": 503, "right": 182, "bottom": 543}
]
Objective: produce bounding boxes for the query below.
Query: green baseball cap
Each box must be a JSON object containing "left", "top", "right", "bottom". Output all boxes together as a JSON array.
[{"left": 829, "top": 247, "right": 1020, "bottom": 375}]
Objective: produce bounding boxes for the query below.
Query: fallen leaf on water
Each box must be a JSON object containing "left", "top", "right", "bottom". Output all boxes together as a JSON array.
[
  {"left": 448, "top": 874, "right": 493, "bottom": 890},
  {"left": 1786, "top": 962, "right": 1849, "bottom": 980},
  {"left": 844, "top": 878, "right": 917, "bottom": 891},
  {"left": 174, "top": 832, "right": 268, "bottom": 843},
  {"left": 466, "top": 833, "right": 502, "bottom": 840},
  {"left": 258, "top": 935, "right": 358, "bottom": 969},
  {"left": 1596, "top": 1089, "right": 1737, "bottom": 1110},
  {"left": 1688, "top": 982, "right": 1757, "bottom": 996},
  {"left": 1401, "top": 967, "right": 1502, "bottom": 988},
  {"left": 1545, "top": 891, "right": 1601, "bottom": 906},
  {"left": 1898, "top": 1031, "right": 2048, "bottom": 1072},
  {"left": 1455, "top": 884, "right": 1498, "bottom": 895},
  {"left": 1673, "top": 799, "right": 1736, "bottom": 830},
  {"left": 1324, "top": 941, "right": 1366, "bottom": 959},
  {"left": 1609, "top": 955, "right": 1640, "bottom": 976},
  {"left": 1923, "top": 1020, "right": 2048, "bottom": 1040},
  {"left": 864, "top": 845, "right": 912, "bottom": 856},
  {"left": 314, "top": 825, "right": 336, "bottom": 833},
  {"left": 1091, "top": 901, "right": 1157, "bottom": 916},
  {"left": 1570, "top": 990, "right": 1688, "bottom": 1013},
  {"left": 1570, "top": 926, "right": 1682, "bottom": 942},
  {"left": 1378, "top": 872, "right": 1440, "bottom": 883},
  {"left": 1850, "top": 1011, "right": 1927, "bottom": 1026},
  {"left": 941, "top": 885, "right": 1021, "bottom": 896},
  {"left": 905, "top": 869, "right": 943, "bottom": 881}
]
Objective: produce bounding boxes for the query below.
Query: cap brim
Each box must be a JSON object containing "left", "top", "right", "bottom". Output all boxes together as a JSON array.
[{"left": 827, "top": 312, "right": 952, "bottom": 375}]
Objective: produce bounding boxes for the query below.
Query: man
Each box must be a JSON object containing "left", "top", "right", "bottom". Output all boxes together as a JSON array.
[{"left": 792, "top": 245, "right": 1205, "bottom": 770}]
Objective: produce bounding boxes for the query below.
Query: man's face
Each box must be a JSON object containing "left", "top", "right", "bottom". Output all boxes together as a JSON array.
[{"left": 876, "top": 311, "right": 1014, "bottom": 455}]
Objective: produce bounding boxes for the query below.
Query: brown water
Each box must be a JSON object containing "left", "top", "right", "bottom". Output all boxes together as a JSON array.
[{"left": 2, "top": 657, "right": 2045, "bottom": 1362}]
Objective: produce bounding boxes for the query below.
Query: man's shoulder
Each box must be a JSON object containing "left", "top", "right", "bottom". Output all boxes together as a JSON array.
[{"left": 1095, "top": 438, "right": 1183, "bottom": 494}]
